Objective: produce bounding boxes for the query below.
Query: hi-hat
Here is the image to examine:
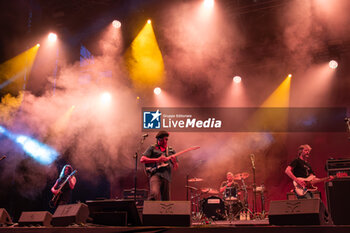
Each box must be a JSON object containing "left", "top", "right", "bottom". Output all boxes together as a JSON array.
[
  {"left": 233, "top": 172, "right": 249, "bottom": 180},
  {"left": 188, "top": 177, "right": 203, "bottom": 182},
  {"left": 185, "top": 185, "right": 198, "bottom": 191}
]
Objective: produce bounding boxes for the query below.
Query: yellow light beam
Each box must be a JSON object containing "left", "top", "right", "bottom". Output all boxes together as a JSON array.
[
  {"left": 244, "top": 75, "right": 292, "bottom": 132},
  {"left": 0, "top": 45, "right": 40, "bottom": 93},
  {"left": 262, "top": 74, "right": 291, "bottom": 108},
  {"left": 125, "top": 21, "right": 164, "bottom": 90}
]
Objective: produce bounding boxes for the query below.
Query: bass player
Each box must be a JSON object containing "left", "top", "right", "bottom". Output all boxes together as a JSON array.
[
  {"left": 285, "top": 144, "right": 333, "bottom": 199},
  {"left": 51, "top": 164, "right": 77, "bottom": 206}
]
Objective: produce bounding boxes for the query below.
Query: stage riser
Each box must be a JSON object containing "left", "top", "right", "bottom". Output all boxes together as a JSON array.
[{"left": 1, "top": 226, "right": 350, "bottom": 233}]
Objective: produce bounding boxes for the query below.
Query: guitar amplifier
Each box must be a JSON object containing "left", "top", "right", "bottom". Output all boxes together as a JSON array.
[
  {"left": 326, "top": 159, "right": 350, "bottom": 177},
  {"left": 123, "top": 189, "right": 148, "bottom": 200},
  {"left": 123, "top": 189, "right": 148, "bottom": 207}
]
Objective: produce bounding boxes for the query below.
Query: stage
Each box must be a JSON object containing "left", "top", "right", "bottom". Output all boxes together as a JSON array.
[{"left": 1, "top": 221, "right": 350, "bottom": 233}]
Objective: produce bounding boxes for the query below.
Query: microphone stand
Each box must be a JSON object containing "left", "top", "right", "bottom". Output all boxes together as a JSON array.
[
  {"left": 133, "top": 135, "right": 147, "bottom": 202},
  {"left": 346, "top": 118, "right": 350, "bottom": 140},
  {"left": 251, "top": 155, "right": 257, "bottom": 216}
]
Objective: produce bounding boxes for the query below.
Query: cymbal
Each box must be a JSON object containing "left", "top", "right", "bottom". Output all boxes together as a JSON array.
[
  {"left": 185, "top": 185, "right": 198, "bottom": 191},
  {"left": 201, "top": 188, "right": 219, "bottom": 195},
  {"left": 233, "top": 172, "right": 249, "bottom": 180},
  {"left": 188, "top": 177, "right": 203, "bottom": 182}
]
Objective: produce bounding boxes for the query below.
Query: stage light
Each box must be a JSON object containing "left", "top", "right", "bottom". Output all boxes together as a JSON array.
[
  {"left": 233, "top": 76, "right": 241, "bottom": 84},
  {"left": 154, "top": 87, "right": 161, "bottom": 95},
  {"left": 100, "top": 92, "right": 112, "bottom": 103},
  {"left": 0, "top": 125, "right": 58, "bottom": 165},
  {"left": 36, "top": 44, "right": 40, "bottom": 47},
  {"left": 112, "top": 20, "right": 121, "bottom": 28},
  {"left": 48, "top": 33, "right": 57, "bottom": 42},
  {"left": 15, "top": 135, "right": 59, "bottom": 165},
  {"left": 147, "top": 19, "right": 151, "bottom": 24},
  {"left": 125, "top": 21, "right": 164, "bottom": 89},
  {"left": 288, "top": 74, "right": 292, "bottom": 78},
  {"left": 203, "top": 0, "right": 215, "bottom": 9},
  {"left": 329, "top": 60, "right": 338, "bottom": 69}
]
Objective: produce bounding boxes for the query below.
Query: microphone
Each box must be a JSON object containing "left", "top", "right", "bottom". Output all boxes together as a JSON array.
[
  {"left": 142, "top": 134, "right": 148, "bottom": 138},
  {"left": 250, "top": 154, "right": 255, "bottom": 169}
]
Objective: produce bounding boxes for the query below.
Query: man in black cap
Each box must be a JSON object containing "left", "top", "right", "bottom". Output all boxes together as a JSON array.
[{"left": 140, "top": 131, "right": 178, "bottom": 200}]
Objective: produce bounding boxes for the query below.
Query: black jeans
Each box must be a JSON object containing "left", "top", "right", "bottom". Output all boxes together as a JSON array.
[{"left": 149, "top": 175, "right": 170, "bottom": 201}]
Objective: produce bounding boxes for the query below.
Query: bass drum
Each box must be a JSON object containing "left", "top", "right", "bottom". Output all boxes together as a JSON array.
[{"left": 201, "top": 196, "right": 225, "bottom": 220}]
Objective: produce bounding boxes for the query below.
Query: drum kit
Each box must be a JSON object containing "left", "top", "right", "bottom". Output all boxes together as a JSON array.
[{"left": 186, "top": 172, "right": 266, "bottom": 222}]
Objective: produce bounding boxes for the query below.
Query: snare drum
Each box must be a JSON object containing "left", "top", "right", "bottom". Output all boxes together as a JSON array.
[
  {"left": 224, "top": 187, "right": 238, "bottom": 200},
  {"left": 201, "top": 196, "right": 225, "bottom": 220}
]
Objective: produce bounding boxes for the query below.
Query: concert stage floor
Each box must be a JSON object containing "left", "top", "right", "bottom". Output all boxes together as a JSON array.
[{"left": 1, "top": 221, "right": 350, "bottom": 233}]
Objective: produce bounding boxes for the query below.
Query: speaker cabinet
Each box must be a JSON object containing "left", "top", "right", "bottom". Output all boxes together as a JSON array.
[
  {"left": 52, "top": 203, "right": 89, "bottom": 226},
  {"left": 0, "top": 208, "right": 13, "bottom": 226},
  {"left": 18, "top": 211, "right": 52, "bottom": 227},
  {"left": 326, "top": 179, "right": 350, "bottom": 225},
  {"left": 86, "top": 199, "right": 141, "bottom": 226},
  {"left": 269, "top": 199, "right": 331, "bottom": 225},
  {"left": 143, "top": 201, "right": 191, "bottom": 226}
]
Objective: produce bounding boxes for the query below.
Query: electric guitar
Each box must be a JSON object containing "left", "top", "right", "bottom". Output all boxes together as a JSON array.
[
  {"left": 145, "top": 146, "right": 200, "bottom": 175},
  {"left": 293, "top": 174, "right": 334, "bottom": 196},
  {"left": 49, "top": 170, "right": 77, "bottom": 208}
]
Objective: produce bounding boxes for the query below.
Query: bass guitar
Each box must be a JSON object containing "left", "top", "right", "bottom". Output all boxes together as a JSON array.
[
  {"left": 145, "top": 146, "right": 200, "bottom": 175},
  {"left": 293, "top": 174, "right": 334, "bottom": 196},
  {"left": 49, "top": 170, "right": 77, "bottom": 208}
]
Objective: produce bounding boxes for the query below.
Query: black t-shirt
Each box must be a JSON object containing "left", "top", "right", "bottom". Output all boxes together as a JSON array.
[
  {"left": 289, "top": 158, "right": 315, "bottom": 178},
  {"left": 56, "top": 176, "right": 72, "bottom": 204},
  {"left": 143, "top": 144, "right": 176, "bottom": 181}
]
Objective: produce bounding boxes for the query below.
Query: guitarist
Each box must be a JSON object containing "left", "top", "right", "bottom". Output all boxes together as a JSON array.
[
  {"left": 51, "top": 165, "right": 77, "bottom": 206},
  {"left": 140, "top": 131, "right": 178, "bottom": 201},
  {"left": 285, "top": 144, "right": 330, "bottom": 199}
]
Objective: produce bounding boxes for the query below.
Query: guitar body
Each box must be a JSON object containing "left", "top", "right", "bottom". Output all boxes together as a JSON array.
[
  {"left": 145, "top": 160, "right": 170, "bottom": 176},
  {"left": 49, "top": 191, "right": 62, "bottom": 208},
  {"left": 144, "top": 146, "right": 200, "bottom": 176},
  {"left": 293, "top": 175, "right": 318, "bottom": 196},
  {"left": 292, "top": 174, "right": 336, "bottom": 197}
]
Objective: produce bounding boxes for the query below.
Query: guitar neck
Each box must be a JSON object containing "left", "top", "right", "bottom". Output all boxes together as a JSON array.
[
  {"left": 58, "top": 170, "right": 76, "bottom": 190},
  {"left": 310, "top": 176, "right": 330, "bottom": 185},
  {"left": 169, "top": 146, "right": 200, "bottom": 158}
]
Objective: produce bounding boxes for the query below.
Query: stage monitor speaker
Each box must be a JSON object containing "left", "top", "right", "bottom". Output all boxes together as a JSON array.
[
  {"left": 143, "top": 201, "right": 191, "bottom": 226},
  {"left": 86, "top": 199, "right": 141, "bottom": 226},
  {"left": 326, "top": 178, "right": 350, "bottom": 225},
  {"left": 52, "top": 203, "right": 89, "bottom": 226},
  {"left": 0, "top": 208, "right": 13, "bottom": 226},
  {"left": 269, "top": 199, "right": 331, "bottom": 225},
  {"left": 18, "top": 211, "right": 52, "bottom": 227}
]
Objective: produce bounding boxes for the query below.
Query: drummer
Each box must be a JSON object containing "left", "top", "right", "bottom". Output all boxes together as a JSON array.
[{"left": 219, "top": 172, "right": 240, "bottom": 199}]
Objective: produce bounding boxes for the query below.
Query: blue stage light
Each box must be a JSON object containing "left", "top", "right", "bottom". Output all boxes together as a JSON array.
[
  {"left": 15, "top": 135, "right": 58, "bottom": 165},
  {"left": 0, "top": 125, "right": 58, "bottom": 165}
]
